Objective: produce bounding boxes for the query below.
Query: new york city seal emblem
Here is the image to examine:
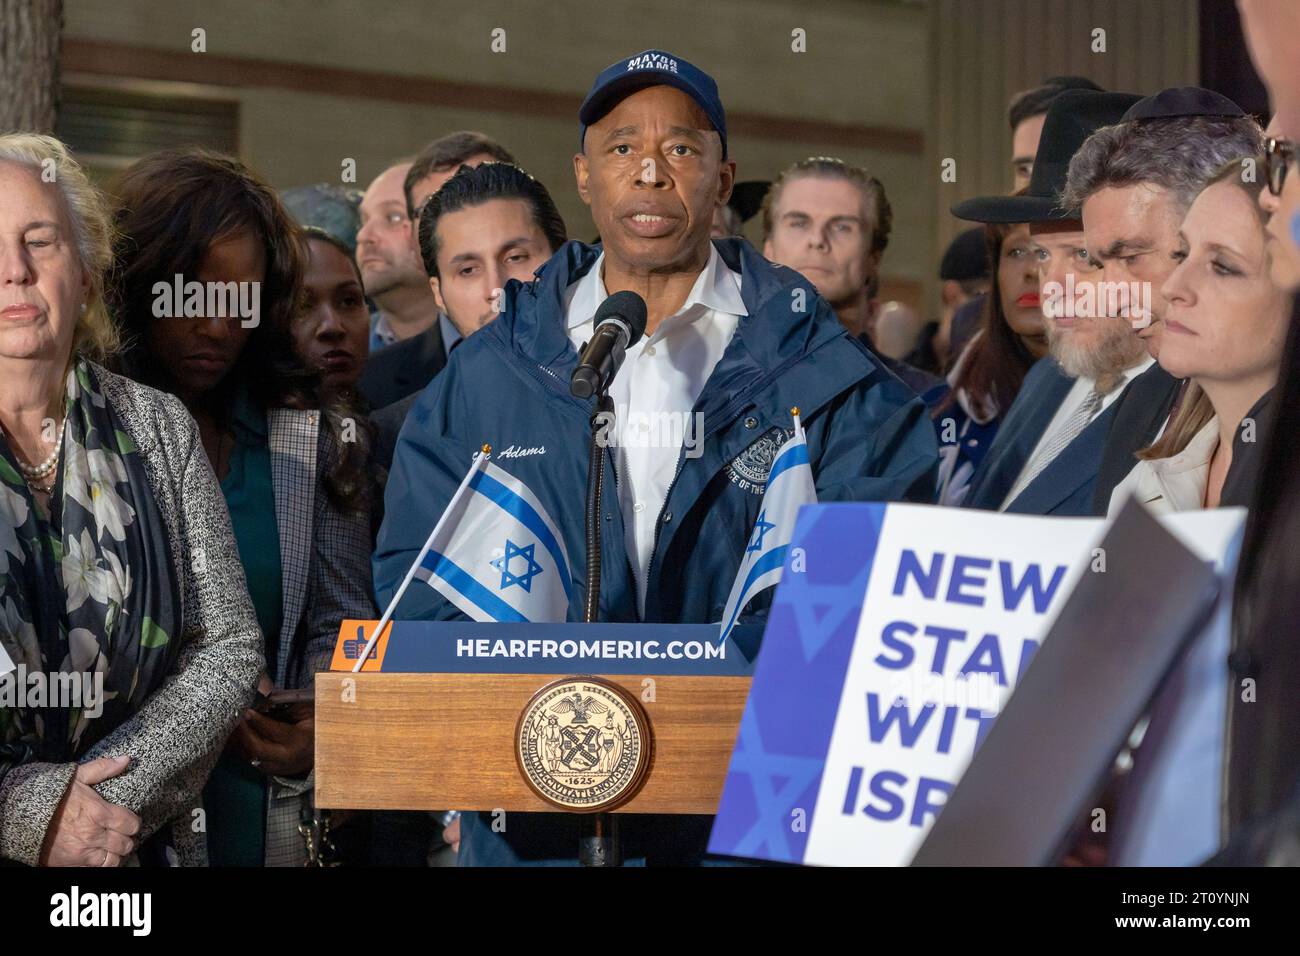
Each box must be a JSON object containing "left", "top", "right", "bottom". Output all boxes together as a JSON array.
[{"left": 516, "top": 677, "right": 651, "bottom": 811}]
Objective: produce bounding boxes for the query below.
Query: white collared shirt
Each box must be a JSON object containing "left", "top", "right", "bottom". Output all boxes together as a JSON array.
[
  {"left": 1000, "top": 354, "right": 1155, "bottom": 510},
  {"left": 370, "top": 311, "right": 399, "bottom": 350},
  {"left": 563, "top": 246, "right": 747, "bottom": 615}
]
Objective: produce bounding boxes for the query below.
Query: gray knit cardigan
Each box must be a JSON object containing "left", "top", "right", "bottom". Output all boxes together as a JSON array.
[{"left": 0, "top": 366, "right": 263, "bottom": 866}]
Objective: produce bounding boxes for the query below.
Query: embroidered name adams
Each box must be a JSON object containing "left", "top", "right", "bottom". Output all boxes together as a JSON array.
[{"left": 498, "top": 444, "right": 546, "bottom": 459}]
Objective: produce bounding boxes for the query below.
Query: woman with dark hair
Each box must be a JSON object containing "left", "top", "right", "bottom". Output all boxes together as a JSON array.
[
  {"left": 932, "top": 216, "right": 1048, "bottom": 505},
  {"left": 105, "top": 147, "right": 376, "bottom": 866},
  {"left": 292, "top": 227, "right": 371, "bottom": 398}
]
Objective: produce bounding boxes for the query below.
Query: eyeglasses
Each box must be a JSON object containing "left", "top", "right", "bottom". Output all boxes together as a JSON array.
[{"left": 1264, "top": 137, "right": 1296, "bottom": 197}]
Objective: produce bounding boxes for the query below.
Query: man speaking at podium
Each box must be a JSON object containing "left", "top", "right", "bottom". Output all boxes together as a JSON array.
[{"left": 374, "top": 49, "right": 939, "bottom": 865}]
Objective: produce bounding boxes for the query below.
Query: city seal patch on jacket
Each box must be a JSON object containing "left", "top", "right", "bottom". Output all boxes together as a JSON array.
[{"left": 726, "top": 426, "right": 796, "bottom": 494}]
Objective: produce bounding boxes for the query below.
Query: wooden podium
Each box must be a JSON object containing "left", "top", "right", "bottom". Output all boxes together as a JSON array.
[{"left": 315, "top": 621, "right": 760, "bottom": 815}]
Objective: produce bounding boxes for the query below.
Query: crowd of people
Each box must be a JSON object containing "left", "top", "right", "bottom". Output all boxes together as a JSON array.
[{"left": 2, "top": 0, "right": 1299, "bottom": 867}]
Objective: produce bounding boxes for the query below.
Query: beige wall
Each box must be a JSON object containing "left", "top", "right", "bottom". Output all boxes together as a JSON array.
[
  {"left": 62, "top": 0, "right": 1207, "bottom": 314},
  {"left": 64, "top": 0, "right": 932, "bottom": 299}
]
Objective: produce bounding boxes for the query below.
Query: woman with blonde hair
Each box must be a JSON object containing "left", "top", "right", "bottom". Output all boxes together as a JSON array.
[
  {"left": 0, "top": 133, "right": 261, "bottom": 866},
  {"left": 1107, "top": 158, "right": 1291, "bottom": 515}
]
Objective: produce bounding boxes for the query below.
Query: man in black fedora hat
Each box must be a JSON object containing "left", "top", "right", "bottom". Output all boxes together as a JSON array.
[
  {"left": 947, "top": 77, "right": 1108, "bottom": 365},
  {"left": 1008, "top": 75, "right": 1106, "bottom": 189},
  {"left": 951, "top": 88, "right": 1147, "bottom": 516},
  {"left": 1062, "top": 87, "right": 1264, "bottom": 515}
]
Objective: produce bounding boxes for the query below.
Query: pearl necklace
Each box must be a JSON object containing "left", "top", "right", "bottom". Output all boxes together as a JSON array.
[
  {"left": 25, "top": 470, "right": 57, "bottom": 494},
  {"left": 12, "top": 414, "right": 67, "bottom": 482}
]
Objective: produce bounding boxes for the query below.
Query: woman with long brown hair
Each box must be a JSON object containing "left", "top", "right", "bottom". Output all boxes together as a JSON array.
[
  {"left": 933, "top": 213, "right": 1048, "bottom": 505},
  {"left": 106, "top": 147, "right": 376, "bottom": 866}
]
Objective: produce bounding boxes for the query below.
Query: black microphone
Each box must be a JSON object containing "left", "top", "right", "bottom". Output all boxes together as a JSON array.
[{"left": 570, "top": 290, "right": 648, "bottom": 399}]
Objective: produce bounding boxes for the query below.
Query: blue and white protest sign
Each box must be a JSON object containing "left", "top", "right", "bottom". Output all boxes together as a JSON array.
[
  {"left": 708, "top": 502, "right": 1244, "bottom": 866},
  {"left": 719, "top": 413, "right": 816, "bottom": 644}
]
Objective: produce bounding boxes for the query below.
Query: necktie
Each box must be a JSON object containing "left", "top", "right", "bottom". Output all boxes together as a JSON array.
[{"left": 1018, "top": 386, "right": 1106, "bottom": 489}]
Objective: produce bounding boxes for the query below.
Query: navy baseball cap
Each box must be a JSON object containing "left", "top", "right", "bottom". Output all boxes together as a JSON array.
[{"left": 579, "top": 50, "right": 727, "bottom": 157}]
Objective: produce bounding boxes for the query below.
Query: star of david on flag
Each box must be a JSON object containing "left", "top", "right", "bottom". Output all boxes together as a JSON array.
[
  {"left": 491, "top": 540, "right": 544, "bottom": 592},
  {"left": 719, "top": 410, "right": 817, "bottom": 644},
  {"left": 407, "top": 449, "right": 574, "bottom": 623}
]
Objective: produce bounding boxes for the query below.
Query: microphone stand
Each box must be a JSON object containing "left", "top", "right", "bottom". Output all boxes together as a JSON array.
[{"left": 578, "top": 389, "right": 620, "bottom": 867}]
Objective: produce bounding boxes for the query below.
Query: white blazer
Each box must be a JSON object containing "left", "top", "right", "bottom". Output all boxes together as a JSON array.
[{"left": 1106, "top": 418, "right": 1220, "bottom": 517}]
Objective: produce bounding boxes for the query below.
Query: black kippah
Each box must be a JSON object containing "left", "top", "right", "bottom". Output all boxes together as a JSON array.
[{"left": 1123, "top": 87, "right": 1246, "bottom": 122}]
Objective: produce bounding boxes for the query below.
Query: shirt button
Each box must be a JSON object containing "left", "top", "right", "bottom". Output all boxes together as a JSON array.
[
  {"left": 662, "top": 512, "right": 673, "bottom": 524},
  {"left": 744, "top": 417, "right": 758, "bottom": 429},
  {"left": 646, "top": 345, "right": 657, "bottom": 356},
  {"left": 633, "top": 502, "right": 645, "bottom": 514}
]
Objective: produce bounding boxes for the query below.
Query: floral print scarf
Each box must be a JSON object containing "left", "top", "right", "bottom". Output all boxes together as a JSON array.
[{"left": 0, "top": 360, "right": 180, "bottom": 762}]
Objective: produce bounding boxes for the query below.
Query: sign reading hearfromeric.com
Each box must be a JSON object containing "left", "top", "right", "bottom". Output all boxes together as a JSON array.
[{"left": 708, "top": 502, "right": 1243, "bottom": 866}]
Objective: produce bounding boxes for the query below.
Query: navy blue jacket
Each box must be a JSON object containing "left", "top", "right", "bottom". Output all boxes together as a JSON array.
[
  {"left": 961, "top": 355, "right": 1117, "bottom": 516},
  {"left": 374, "top": 238, "right": 938, "bottom": 625}
]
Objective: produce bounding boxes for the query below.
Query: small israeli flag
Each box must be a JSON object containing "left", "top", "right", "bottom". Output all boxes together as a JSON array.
[
  {"left": 353, "top": 447, "right": 575, "bottom": 668},
  {"left": 718, "top": 410, "right": 817, "bottom": 644},
  {"left": 414, "top": 452, "right": 575, "bottom": 623}
]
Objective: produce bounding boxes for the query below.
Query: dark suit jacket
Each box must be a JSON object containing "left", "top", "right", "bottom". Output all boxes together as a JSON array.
[
  {"left": 359, "top": 320, "right": 446, "bottom": 410},
  {"left": 962, "top": 356, "right": 1119, "bottom": 516},
  {"left": 1220, "top": 389, "right": 1273, "bottom": 509},
  {"left": 371, "top": 391, "right": 419, "bottom": 474},
  {"left": 1091, "top": 363, "right": 1182, "bottom": 513}
]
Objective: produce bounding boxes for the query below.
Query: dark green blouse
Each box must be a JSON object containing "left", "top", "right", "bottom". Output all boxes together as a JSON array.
[{"left": 204, "top": 388, "right": 283, "bottom": 867}]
